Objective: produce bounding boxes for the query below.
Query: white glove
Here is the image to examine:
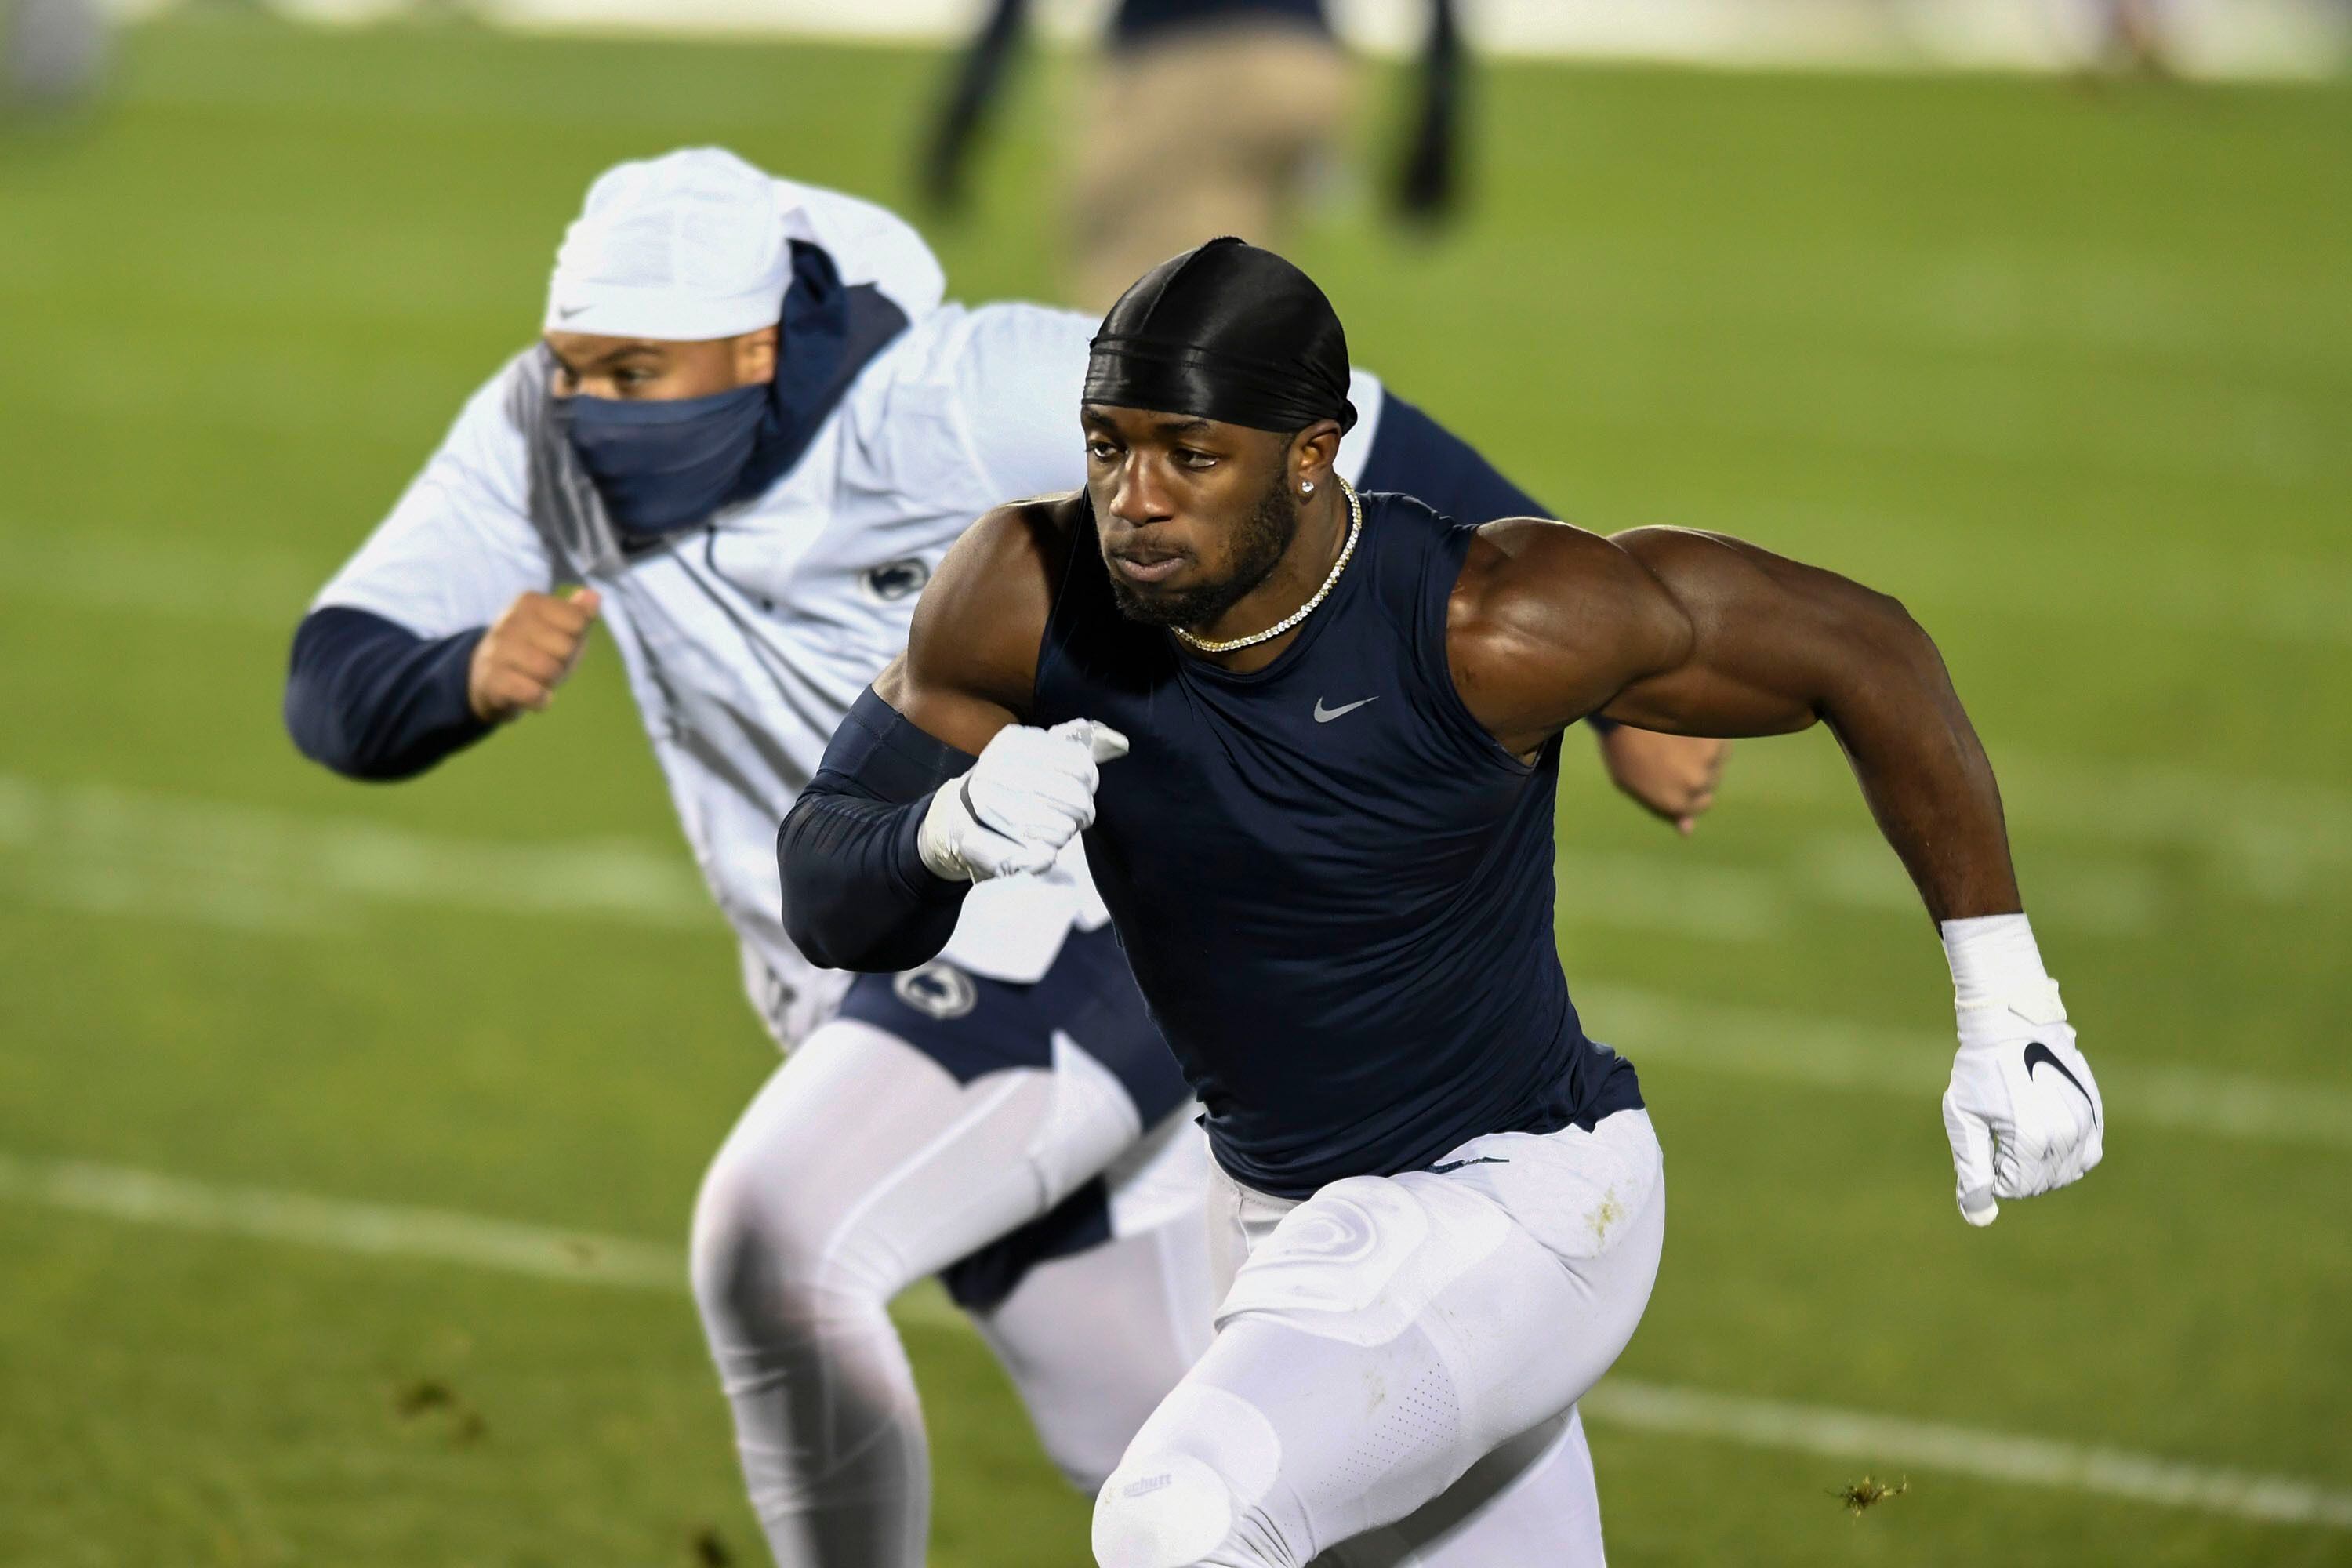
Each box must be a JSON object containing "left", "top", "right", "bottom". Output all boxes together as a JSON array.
[
  {"left": 1939, "top": 914, "right": 2104, "bottom": 1227},
  {"left": 917, "top": 719, "right": 1129, "bottom": 883}
]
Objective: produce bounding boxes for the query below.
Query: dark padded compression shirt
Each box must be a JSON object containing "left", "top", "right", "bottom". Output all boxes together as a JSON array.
[{"left": 1033, "top": 489, "right": 1640, "bottom": 1197}]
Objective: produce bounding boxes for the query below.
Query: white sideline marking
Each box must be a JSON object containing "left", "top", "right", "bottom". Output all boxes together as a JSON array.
[
  {"left": 6, "top": 772, "right": 2347, "bottom": 1152},
  {"left": 1584, "top": 985, "right": 2352, "bottom": 1155},
  {"left": 0, "top": 1150, "right": 965, "bottom": 1329},
  {"left": 1580, "top": 1381, "right": 2352, "bottom": 1532},
  {"left": 0, "top": 771, "right": 2246, "bottom": 968},
  {"left": 0, "top": 1152, "right": 687, "bottom": 1293},
  {"left": 3, "top": 1149, "right": 2345, "bottom": 1533},
  {"left": 0, "top": 774, "right": 716, "bottom": 937},
  {"left": 1724, "top": 747, "right": 2352, "bottom": 903}
]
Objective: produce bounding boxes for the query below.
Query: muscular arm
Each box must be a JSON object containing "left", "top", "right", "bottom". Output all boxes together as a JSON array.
[
  {"left": 775, "top": 500, "right": 1064, "bottom": 970},
  {"left": 870, "top": 499, "right": 1062, "bottom": 750},
  {"left": 1458, "top": 523, "right": 2108, "bottom": 1229},
  {"left": 1356, "top": 393, "right": 1744, "bottom": 827},
  {"left": 1451, "top": 521, "right": 2018, "bottom": 925}
]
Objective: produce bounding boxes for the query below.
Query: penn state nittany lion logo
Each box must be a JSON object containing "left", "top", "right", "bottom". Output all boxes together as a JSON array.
[
  {"left": 893, "top": 960, "right": 976, "bottom": 1020},
  {"left": 863, "top": 557, "right": 931, "bottom": 603}
]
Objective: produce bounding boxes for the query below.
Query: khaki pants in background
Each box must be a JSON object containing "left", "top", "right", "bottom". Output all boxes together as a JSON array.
[{"left": 1068, "top": 21, "right": 1354, "bottom": 314}]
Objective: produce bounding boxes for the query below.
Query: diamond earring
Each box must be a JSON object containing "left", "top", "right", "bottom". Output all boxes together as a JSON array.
[{"left": 1301, "top": 481, "right": 1316, "bottom": 495}]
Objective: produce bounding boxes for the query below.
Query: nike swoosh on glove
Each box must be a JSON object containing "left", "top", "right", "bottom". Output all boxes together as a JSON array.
[
  {"left": 1941, "top": 981, "right": 2104, "bottom": 1228},
  {"left": 917, "top": 719, "right": 1129, "bottom": 882}
]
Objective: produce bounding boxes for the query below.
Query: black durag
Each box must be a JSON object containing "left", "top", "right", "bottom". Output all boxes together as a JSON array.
[{"left": 1084, "top": 238, "right": 1357, "bottom": 435}]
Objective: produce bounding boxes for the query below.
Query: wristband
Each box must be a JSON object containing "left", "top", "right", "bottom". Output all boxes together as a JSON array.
[{"left": 1940, "top": 912, "right": 2063, "bottom": 1029}]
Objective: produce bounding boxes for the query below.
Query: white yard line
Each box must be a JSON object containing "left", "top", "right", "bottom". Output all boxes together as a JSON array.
[
  {"left": 1582, "top": 984, "right": 2352, "bottom": 1155},
  {"left": 1581, "top": 1381, "right": 2352, "bottom": 1532},
  {"left": 6, "top": 522, "right": 2345, "bottom": 876},
  {"left": 0, "top": 1149, "right": 967, "bottom": 1329},
  {"left": 0, "top": 774, "right": 717, "bottom": 936},
  {"left": 7, "top": 771, "right": 2348, "bottom": 1152},
  {"left": 3, "top": 1148, "right": 2345, "bottom": 1533},
  {"left": 1722, "top": 747, "right": 2352, "bottom": 902},
  {"left": 0, "top": 768, "right": 2167, "bottom": 953},
  {"left": 0, "top": 1152, "right": 688, "bottom": 1294}
]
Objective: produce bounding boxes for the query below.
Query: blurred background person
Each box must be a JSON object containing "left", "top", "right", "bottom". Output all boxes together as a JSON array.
[
  {"left": 922, "top": 0, "right": 1465, "bottom": 311},
  {"left": 1, "top": 0, "right": 106, "bottom": 117},
  {"left": 2089, "top": 0, "right": 2173, "bottom": 73}
]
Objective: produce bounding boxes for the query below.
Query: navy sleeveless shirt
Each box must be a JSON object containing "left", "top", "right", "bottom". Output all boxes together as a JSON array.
[{"left": 1033, "top": 490, "right": 1642, "bottom": 1198}]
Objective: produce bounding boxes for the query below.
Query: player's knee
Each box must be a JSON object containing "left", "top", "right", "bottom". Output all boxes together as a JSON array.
[
  {"left": 689, "top": 1143, "right": 887, "bottom": 1334},
  {"left": 1092, "top": 1451, "right": 1247, "bottom": 1568},
  {"left": 689, "top": 1144, "right": 775, "bottom": 1327},
  {"left": 1091, "top": 1384, "right": 1292, "bottom": 1568}
]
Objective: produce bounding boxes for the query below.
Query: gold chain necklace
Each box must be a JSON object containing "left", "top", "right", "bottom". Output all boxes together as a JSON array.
[{"left": 1171, "top": 478, "right": 1362, "bottom": 655}]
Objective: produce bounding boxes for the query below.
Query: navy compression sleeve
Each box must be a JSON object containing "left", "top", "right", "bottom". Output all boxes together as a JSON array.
[
  {"left": 284, "top": 607, "right": 494, "bottom": 781},
  {"left": 1361, "top": 392, "right": 1616, "bottom": 732},
  {"left": 778, "top": 688, "right": 977, "bottom": 972}
]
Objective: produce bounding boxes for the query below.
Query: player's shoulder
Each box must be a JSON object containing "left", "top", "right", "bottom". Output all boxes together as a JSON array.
[
  {"left": 949, "top": 302, "right": 1095, "bottom": 406},
  {"left": 845, "top": 300, "right": 1091, "bottom": 500},
  {"left": 960, "top": 298, "right": 1095, "bottom": 349},
  {"left": 1444, "top": 517, "right": 1692, "bottom": 732},
  {"left": 878, "top": 299, "right": 1092, "bottom": 384},
  {"left": 430, "top": 347, "right": 532, "bottom": 445},
  {"left": 1452, "top": 517, "right": 1654, "bottom": 648},
  {"left": 964, "top": 490, "right": 1084, "bottom": 564},
  {"left": 409, "top": 347, "right": 539, "bottom": 504},
  {"left": 917, "top": 492, "right": 1083, "bottom": 625},
  {"left": 904, "top": 492, "right": 1083, "bottom": 711}
]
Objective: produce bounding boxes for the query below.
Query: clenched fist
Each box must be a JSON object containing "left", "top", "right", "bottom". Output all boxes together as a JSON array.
[
  {"left": 468, "top": 588, "right": 601, "bottom": 722},
  {"left": 1598, "top": 725, "right": 1731, "bottom": 835},
  {"left": 917, "top": 719, "right": 1131, "bottom": 882}
]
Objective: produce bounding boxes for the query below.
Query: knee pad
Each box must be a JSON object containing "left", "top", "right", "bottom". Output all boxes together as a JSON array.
[
  {"left": 1094, "top": 1452, "right": 1240, "bottom": 1568},
  {"left": 1093, "top": 1385, "right": 1287, "bottom": 1568}
]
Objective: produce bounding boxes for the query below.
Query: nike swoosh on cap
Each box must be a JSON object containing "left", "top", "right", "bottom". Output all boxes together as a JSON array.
[{"left": 1313, "top": 696, "right": 1377, "bottom": 724}]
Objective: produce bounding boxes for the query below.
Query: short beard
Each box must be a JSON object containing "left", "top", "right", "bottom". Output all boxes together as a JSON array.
[{"left": 1105, "top": 468, "right": 1299, "bottom": 632}]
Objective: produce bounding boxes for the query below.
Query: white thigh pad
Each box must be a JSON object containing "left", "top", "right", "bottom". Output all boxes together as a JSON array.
[
  {"left": 1215, "top": 1175, "right": 1511, "bottom": 1348},
  {"left": 1424, "top": 1109, "right": 1664, "bottom": 1264}
]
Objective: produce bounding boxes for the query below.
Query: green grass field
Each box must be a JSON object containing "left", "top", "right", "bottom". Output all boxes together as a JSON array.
[{"left": 2, "top": 13, "right": 2348, "bottom": 1565}]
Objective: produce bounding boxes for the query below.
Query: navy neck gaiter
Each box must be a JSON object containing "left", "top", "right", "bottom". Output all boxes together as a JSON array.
[
  {"left": 561, "top": 241, "right": 907, "bottom": 539},
  {"left": 563, "top": 380, "right": 777, "bottom": 535}
]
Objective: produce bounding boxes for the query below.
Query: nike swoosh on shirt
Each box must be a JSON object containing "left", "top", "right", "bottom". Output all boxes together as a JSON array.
[
  {"left": 1429, "top": 1156, "right": 1508, "bottom": 1174},
  {"left": 2023, "top": 1041, "right": 2097, "bottom": 1118},
  {"left": 1313, "top": 696, "right": 1377, "bottom": 724},
  {"left": 556, "top": 303, "right": 590, "bottom": 320}
]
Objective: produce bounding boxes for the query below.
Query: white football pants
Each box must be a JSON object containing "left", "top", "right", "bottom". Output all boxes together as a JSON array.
[
  {"left": 1094, "top": 1109, "right": 1667, "bottom": 1568},
  {"left": 691, "top": 1016, "right": 1215, "bottom": 1567}
]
